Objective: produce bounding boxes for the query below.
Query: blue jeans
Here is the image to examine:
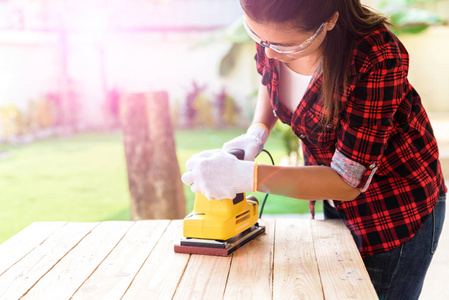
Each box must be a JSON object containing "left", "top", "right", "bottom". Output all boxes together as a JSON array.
[{"left": 323, "top": 196, "right": 446, "bottom": 300}]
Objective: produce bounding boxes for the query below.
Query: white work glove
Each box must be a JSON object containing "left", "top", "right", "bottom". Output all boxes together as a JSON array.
[
  {"left": 181, "top": 149, "right": 257, "bottom": 200},
  {"left": 222, "top": 123, "right": 269, "bottom": 161}
]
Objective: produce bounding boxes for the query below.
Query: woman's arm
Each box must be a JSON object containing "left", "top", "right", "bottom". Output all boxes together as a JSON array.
[
  {"left": 257, "top": 164, "right": 361, "bottom": 201},
  {"left": 253, "top": 82, "right": 360, "bottom": 201},
  {"left": 252, "top": 83, "right": 278, "bottom": 130}
]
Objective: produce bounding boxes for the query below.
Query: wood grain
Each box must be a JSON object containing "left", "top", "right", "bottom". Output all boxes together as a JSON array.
[
  {"left": 21, "top": 221, "right": 133, "bottom": 300},
  {"left": 72, "top": 220, "right": 170, "bottom": 300},
  {"left": 0, "top": 222, "right": 66, "bottom": 276},
  {"left": 223, "top": 219, "right": 275, "bottom": 300},
  {"left": 173, "top": 254, "right": 232, "bottom": 300},
  {"left": 0, "top": 222, "right": 97, "bottom": 299},
  {"left": 0, "top": 220, "right": 379, "bottom": 300},
  {"left": 273, "top": 219, "right": 324, "bottom": 300},
  {"left": 122, "top": 220, "right": 190, "bottom": 300},
  {"left": 311, "top": 220, "right": 377, "bottom": 300}
]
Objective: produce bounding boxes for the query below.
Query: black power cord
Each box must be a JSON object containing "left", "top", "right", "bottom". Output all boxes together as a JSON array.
[
  {"left": 258, "top": 149, "right": 275, "bottom": 219},
  {"left": 262, "top": 149, "right": 275, "bottom": 165}
]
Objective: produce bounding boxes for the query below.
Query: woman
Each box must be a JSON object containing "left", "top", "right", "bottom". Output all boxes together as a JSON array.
[{"left": 181, "top": 0, "right": 446, "bottom": 298}]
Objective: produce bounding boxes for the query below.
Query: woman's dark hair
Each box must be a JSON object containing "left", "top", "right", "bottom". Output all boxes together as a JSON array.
[{"left": 240, "top": 0, "right": 390, "bottom": 126}]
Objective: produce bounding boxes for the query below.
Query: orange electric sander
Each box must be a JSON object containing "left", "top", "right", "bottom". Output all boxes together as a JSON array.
[{"left": 174, "top": 149, "right": 265, "bottom": 256}]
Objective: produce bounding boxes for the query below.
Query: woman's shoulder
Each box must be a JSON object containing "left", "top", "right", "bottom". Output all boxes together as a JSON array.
[{"left": 351, "top": 25, "right": 409, "bottom": 74}]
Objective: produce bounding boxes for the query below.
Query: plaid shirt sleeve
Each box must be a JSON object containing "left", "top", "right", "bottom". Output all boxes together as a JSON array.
[
  {"left": 332, "top": 40, "right": 406, "bottom": 192},
  {"left": 331, "top": 149, "right": 377, "bottom": 192}
]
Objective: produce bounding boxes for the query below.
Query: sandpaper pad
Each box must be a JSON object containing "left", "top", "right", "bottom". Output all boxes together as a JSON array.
[{"left": 174, "top": 225, "right": 265, "bottom": 256}]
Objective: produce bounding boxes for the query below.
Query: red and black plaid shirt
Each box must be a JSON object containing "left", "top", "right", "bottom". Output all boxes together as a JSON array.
[{"left": 255, "top": 25, "right": 446, "bottom": 257}]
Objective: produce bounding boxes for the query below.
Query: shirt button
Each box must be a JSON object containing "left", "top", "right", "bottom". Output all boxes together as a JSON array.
[
  {"left": 299, "top": 134, "right": 306, "bottom": 139},
  {"left": 272, "top": 109, "right": 277, "bottom": 117},
  {"left": 369, "top": 163, "right": 376, "bottom": 169}
]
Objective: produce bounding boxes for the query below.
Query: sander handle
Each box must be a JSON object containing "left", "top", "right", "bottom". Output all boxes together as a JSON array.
[{"left": 228, "top": 148, "right": 245, "bottom": 161}]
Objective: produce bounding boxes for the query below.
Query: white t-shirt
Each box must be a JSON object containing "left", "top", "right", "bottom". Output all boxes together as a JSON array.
[{"left": 279, "top": 62, "right": 312, "bottom": 113}]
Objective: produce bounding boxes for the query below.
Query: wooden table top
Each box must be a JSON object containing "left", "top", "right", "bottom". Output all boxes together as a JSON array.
[{"left": 0, "top": 219, "right": 377, "bottom": 300}]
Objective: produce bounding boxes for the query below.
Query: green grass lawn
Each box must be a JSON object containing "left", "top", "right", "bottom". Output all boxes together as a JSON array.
[{"left": 0, "top": 129, "right": 317, "bottom": 243}]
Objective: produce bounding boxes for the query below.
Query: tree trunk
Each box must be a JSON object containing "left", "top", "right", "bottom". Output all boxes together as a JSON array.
[{"left": 121, "top": 91, "right": 186, "bottom": 220}]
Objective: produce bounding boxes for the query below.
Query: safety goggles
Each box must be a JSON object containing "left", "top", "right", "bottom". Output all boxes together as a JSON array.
[{"left": 242, "top": 15, "right": 327, "bottom": 55}]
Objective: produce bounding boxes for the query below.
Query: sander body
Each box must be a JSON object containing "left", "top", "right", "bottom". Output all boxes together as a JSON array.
[{"left": 174, "top": 149, "right": 265, "bottom": 256}]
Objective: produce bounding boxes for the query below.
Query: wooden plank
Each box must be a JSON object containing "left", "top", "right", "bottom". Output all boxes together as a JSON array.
[
  {"left": 0, "top": 222, "right": 97, "bottom": 299},
  {"left": 173, "top": 254, "right": 231, "bottom": 300},
  {"left": 310, "top": 220, "right": 377, "bottom": 300},
  {"left": 122, "top": 220, "right": 190, "bottom": 300},
  {"left": 21, "top": 221, "right": 134, "bottom": 300},
  {"left": 274, "top": 219, "right": 321, "bottom": 298},
  {"left": 273, "top": 219, "right": 324, "bottom": 300},
  {"left": 0, "top": 222, "right": 66, "bottom": 275},
  {"left": 71, "top": 220, "right": 170, "bottom": 300},
  {"left": 223, "top": 219, "right": 274, "bottom": 300}
]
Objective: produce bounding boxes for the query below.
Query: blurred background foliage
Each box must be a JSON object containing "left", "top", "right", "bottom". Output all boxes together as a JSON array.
[
  {"left": 380, "top": 0, "right": 446, "bottom": 34},
  {"left": 1, "top": 0, "right": 447, "bottom": 145}
]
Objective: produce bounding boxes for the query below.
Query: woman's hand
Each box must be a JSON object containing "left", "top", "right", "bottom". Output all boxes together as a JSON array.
[
  {"left": 222, "top": 123, "right": 270, "bottom": 161},
  {"left": 181, "top": 149, "right": 256, "bottom": 200}
]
